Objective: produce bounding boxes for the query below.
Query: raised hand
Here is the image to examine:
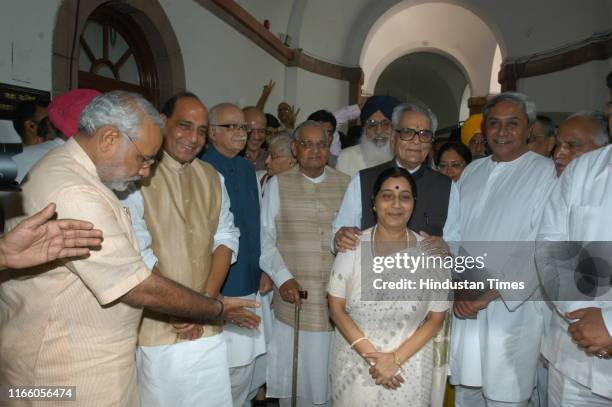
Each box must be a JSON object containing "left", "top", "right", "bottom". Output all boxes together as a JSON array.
[{"left": 0, "top": 203, "right": 103, "bottom": 269}]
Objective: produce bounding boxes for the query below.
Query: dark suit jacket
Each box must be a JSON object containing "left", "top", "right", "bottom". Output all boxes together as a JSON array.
[{"left": 359, "top": 160, "right": 451, "bottom": 236}]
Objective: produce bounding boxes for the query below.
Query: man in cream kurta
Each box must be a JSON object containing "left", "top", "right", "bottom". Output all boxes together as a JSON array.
[
  {"left": 443, "top": 93, "right": 556, "bottom": 406},
  {"left": 537, "top": 145, "right": 612, "bottom": 406},
  {"left": 120, "top": 93, "right": 240, "bottom": 407},
  {"left": 261, "top": 120, "right": 349, "bottom": 407}
]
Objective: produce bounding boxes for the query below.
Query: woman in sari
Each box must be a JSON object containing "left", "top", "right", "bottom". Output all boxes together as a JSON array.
[{"left": 328, "top": 166, "right": 450, "bottom": 406}]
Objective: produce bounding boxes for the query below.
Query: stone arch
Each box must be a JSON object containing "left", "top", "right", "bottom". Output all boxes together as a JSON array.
[
  {"left": 52, "top": 0, "right": 185, "bottom": 106},
  {"left": 360, "top": 1, "right": 505, "bottom": 97}
]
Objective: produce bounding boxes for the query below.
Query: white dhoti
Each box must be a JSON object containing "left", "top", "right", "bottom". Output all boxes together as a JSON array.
[
  {"left": 136, "top": 333, "right": 232, "bottom": 407},
  {"left": 246, "top": 292, "right": 274, "bottom": 404},
  {"left": 224, "top": 292, "right": 267, "bottom": 406},
  {"left": 266, "top": 318, "right": 332, "bottom": 406}
]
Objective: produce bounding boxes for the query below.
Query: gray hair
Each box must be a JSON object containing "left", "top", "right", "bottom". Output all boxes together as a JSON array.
[
  {"left": 79, "top": 91, "right": 163, "bottom": 139},
  {"left": 391, "top": 103, "right": 439, "bottom": 133},
  {"left": 483, "top": 92, "right": 537, "bottom": 125},
  {"left": 567, "top": 110, "right": 610, "bottom": 146},
  {"left": 268, "top": 134, "right": 293, "bottom": 157},
  {"left": 291, "top": 120, "right": 330, "bottom": 144}
]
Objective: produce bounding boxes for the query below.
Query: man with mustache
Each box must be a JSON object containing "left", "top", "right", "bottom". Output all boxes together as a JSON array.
[
  {"left": 553, "top": 110, "right": 609, "bottom": 176},
  {"left": 120, "top": 92, "right": 244, "bottom": 406},
  {"left": 335, "top": 96, "right": 399, "bottom": 177},
  {"left": 0, "top": 91, "right": 257, "bottom": 407},
  {"left": 201, "top": 103, "right": 266, "bottom": 406}
]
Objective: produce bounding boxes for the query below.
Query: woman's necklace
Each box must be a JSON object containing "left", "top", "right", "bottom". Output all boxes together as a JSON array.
[{"left": 370, "top": 224, "right": 415, "bottom": 258}]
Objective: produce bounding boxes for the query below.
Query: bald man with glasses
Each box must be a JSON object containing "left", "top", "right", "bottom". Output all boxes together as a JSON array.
[{"left": 201, "top": 103, "right": 267, "bottom": 406}]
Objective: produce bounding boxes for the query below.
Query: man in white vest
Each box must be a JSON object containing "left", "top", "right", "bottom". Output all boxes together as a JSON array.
[{"left": 260, "top": 120, "right": 350, "bottom": 406}]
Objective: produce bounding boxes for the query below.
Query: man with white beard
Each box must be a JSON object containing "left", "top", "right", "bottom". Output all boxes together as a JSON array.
[{"left": 335, "top": 96, "right": 399, "bottom": 176}]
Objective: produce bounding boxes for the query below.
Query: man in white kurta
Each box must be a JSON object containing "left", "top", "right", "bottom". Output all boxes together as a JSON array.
[
  {"left": 260, "top": 120, "right": 349, "bottom": 407},
  {"left": 443, "top": 92, "right": 556, "bottom": 406},
  {"left": 537, "top": 144, "right": 612, "bottom": 406}
]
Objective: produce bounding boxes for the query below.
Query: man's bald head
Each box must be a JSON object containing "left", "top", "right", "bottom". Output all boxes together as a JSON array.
[
  {"left": 243, "top": 106, "right": 266, "bottom": 153},
  {"left": 554, "top": 111, "right": 609, "bottom": 176},
  {"left": 209, "top": 103, "right": 247, "bottom": 158}
]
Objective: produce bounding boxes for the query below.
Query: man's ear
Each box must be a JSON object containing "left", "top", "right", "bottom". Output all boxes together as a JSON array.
[
  {"left": 97, "top": 127, "right": 121, "bottom": 154},
  {"left": 291, "top": 140, "right": 298, "bottom": 158}
]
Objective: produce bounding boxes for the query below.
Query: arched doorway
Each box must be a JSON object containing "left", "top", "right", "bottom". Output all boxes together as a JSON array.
[
  {"left": 374, "top": 51, "right": 470, "bottom": 130},
  {"left": 53, "top": 0, "right": 185, "bottom": 108},
  {"left": 360, "top": 1, "right": 505, "bottom": 115},
  {"left": 78, "top": 4, "right": 159, "bottom": 105}
]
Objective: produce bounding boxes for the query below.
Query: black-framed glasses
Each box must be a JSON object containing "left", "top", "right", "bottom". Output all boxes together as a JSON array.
[
  {"left": 395, "top": 127, "right": 434, "bottom": 143},
  {"left": 210, "top": 123, "right": 249, "bottom": 132},
  {"left": 365, "top": 119, "right": 392, "bottom": 131},
  {"left": 121, "top": 132, "right": 157, "bottom": 168}
]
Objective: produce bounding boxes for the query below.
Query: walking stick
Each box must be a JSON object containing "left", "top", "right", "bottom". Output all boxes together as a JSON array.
[{"left": 291, "top": 290, "right": 308, "bottom": 407}]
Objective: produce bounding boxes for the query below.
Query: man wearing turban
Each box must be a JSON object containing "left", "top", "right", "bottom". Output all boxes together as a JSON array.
[
  {"left": 336, "top": 96, "right": 400, "bottom": 176},
  {"left": 461, "top": 113, "right": 487, "bottom": 159}
]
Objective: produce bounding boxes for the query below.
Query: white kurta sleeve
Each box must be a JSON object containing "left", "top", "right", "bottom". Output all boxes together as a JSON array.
[
  {"left": 334, "top": 104, "right": 361, "bottom": 130},
  {"left": 331, "top": 174, "right": 363, "bottom": 250},
  {"left": 259, "top": 176, "right": 294, "bottom": 288},
  {"left": 537, "top": 168, "right": 571, "bottom": 242},
  {"left": 120, "top": 188, "right": 158, "bottom": 271},
  {"left": 213, "top": 173, "right": 240, "bottom": 264}
]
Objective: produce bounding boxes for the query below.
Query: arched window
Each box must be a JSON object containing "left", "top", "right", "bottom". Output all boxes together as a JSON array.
[{"left": 78, "top": 4, "right": 159, "bottom": 106}]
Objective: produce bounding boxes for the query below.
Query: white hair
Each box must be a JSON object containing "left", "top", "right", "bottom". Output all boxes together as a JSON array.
[
  {"left": 391, "top": 102, "right": 438, "bottom": 133},
  {"left": 79, "top": 91, "right": 163, "bottom": 140},
  {"left": 567, "top": 110, "right": 610, "bottom": 146}
]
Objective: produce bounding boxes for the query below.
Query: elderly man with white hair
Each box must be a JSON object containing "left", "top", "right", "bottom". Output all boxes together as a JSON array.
[
  {"left": 332, "top": 102, "right": 451, "bottom": 253},
  {"left": 553, "top": 110, "right": 609, "bottom": 176},
  {"left": 261, "top": 120, "right": 350, "bottom": 406},
  {"left": 335, "top": 96, "right": 400, "bottom": 177}
]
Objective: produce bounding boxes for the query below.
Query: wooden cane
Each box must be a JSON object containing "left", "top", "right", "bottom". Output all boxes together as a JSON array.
[{"left": 291, "top": 290, "right": 308, "bottom": 407}]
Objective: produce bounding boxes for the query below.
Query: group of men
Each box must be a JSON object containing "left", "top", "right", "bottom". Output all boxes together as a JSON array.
[{"left": 0, "top": 86, "right": 610, "bottom": 407}]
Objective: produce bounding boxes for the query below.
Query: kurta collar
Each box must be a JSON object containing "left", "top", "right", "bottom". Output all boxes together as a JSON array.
[
  {"left": 160, "top": 150, "right": 189, "bottom": 172},
  {"left": 394, "top": 159, "right": 421, "bottom": 174}
]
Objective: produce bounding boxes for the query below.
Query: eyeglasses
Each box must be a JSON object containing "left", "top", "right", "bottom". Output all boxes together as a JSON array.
[
  {"left": 210, "top": 123, "right": 249, "bottom": 132},
  {"left": 438, "top": 162, "right": 465, "bottom": 170},
  {"left": 297, "top": 140, "right": 327, "bottom": 150},
  {"left": 365, "top": 119, "right": 392, "bottom": 131},
  {"left": 395, "top": 127, "right": 434, "bottom": 143},
  {"left": 121, "top": 132, "right": 157, "bottom": 168}
]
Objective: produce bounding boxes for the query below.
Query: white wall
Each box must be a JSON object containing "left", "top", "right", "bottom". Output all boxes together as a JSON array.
[
  {"left": 519, "top": 59, "right": 612, "bottom": 113},
  {"left": 159, "top": 0, "right": 287, "bottom": 112},
  {"left": 291, "top": 68, "right": 349, "bottom": 121},
  {"left": 237, "top": 0, "right": 294, "bottom": 43},
  {"left": 0, "top": 0, "right": 60, "bottom": 91}
]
